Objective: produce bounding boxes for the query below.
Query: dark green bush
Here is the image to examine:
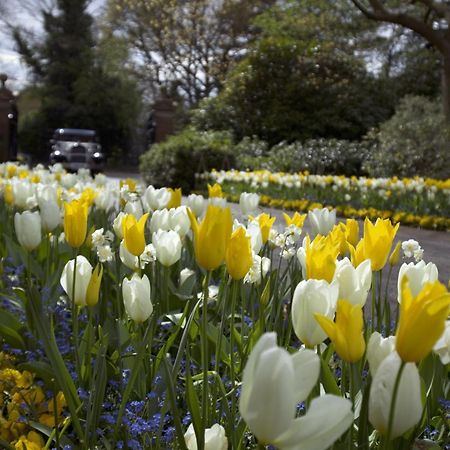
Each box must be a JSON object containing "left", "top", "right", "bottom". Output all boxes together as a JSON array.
[
  {"left": 139, "top": 128, "right": 235, "bottom": 192},
  {"left": 363, "top": 95, "right": 450, "bottom": 179}
]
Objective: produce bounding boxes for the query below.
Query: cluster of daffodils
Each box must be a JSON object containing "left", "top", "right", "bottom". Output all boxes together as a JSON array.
[
  {"left": 0, "top": 162, "right": 448, "bottom": 449},
  {"left": 203, "top": 169, "right": 450, "bottom": 230}
]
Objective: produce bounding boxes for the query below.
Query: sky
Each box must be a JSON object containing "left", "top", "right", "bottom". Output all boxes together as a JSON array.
[{"left": 0, "top": 0, "right": 105, "bottom": 94}]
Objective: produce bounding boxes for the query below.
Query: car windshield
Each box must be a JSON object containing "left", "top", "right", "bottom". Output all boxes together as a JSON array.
[{"left": 54, "top": 133, "right": 96, "bottom": 143}]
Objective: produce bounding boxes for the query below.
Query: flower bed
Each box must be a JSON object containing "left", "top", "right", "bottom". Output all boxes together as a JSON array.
[
  {"left": 0, "top": 162, "right": 448, "bottom": 449},
  {"left": 202, "top": 169, "right": 450, "bottom": 231}
]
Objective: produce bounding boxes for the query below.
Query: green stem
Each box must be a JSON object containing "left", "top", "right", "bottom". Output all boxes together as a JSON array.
[
  {"left": 229, "top": 279, "right": 239, "bottom": 449},
  {"left": 383, "top": 361, "right": 406, "bottom": 449},
  {"left": 71, "top": 250, "right": 81, "bottom": 378},
  {"left": 201, "top": 271, "right": 211, "bottom": 437}
]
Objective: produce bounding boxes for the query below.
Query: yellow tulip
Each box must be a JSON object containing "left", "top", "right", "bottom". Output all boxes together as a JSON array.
[
  {"left": 388, "top": 241, "right": 401, "bottom": 266},
  {"left": 64, "top": 199, "right": 88, "bottom": 248},
  {"left": 166, "top": 188, "right": 182, "bottom": 209},
  {"left": 255, "top": 213, "right": 276, "bottom": 244},
  {"left": 349, "top": 239, "right": 366, "bottom": 268},
  {"left": 86, "top": 264, "right": 103, "bottom": 306},
  {"left": 120, "top": 178, "right": 137, "bottom": 193},
  {"left": 188, "top": 204, "right": 232, "bottom": 271},
  {"left": 283, "top": 212, "right": 306, "bottom": 228},
  {"left": 329, "top": 224, "right": 348, "bottom": 256},
  {"left": 80, "top": 187, "right": 97, "bottom": 207},
  {"left": 4, "top": 184, "right": 13, "bottom": 205},
  {"left": 315, "top": 299, "right": 365, "bottom": 363},
  {"left": 226, "top": 227, "right": 253, "bottom": 280},
  {"left": 396, "top": 279, "right": 450, "bottom": 362},
  {"left": 305, "top": 235, "right": 339, "bottom": 283},
  {"left": 363, "top": 218, "right": 399, "bottom": 271},
  {"left": 208, "top": 183, "right": 224, "bottom": 198},
  {"left": 343, "top": 219, "right": 359, "bottom": 247},
  {"left": 122, "top": 213, "right": 149, "bottom": 256}
]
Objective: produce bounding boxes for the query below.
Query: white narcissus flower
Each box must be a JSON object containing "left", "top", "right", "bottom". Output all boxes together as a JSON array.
[
  {"left": 333, "top": 258, "right": 372, "bottom": 307},
  {"left": 369, "top": 352, "right": 422, "bottom": 439},
  {"left": 122, "top": 273, "right": 153, "bottom": 323},
  {"left": 433, "top": 320, "right": 450, "bottom": 365},
  {"left": 291, "top": 279, "right": 338, "bottom": 348},
  {"left": 14, "top": 211, "right": 42, "bottom": 251},
  {"left": 397, "top": 260, "right": 438, "bottom": 303},
  {"left": 186, "top": 193, "right": 206, "bottom": 218},
  {"left": 150, "top": 209, "right": 171, "bottom": 234},
  {"left": 367, "top": 332, "right": 396, "bottom": 376},
  {"left": 244, "top": 254, "right": 270, "bottom": 285},
  {"left": 239, "top": 192, "right": 260, "bottom": 216},
  {"left": 169, "top": 206, "right": 191, "bottom": 237},
  {"left": 152, "top": 229, "right": 182, "bottom": 267},
  {"left": 239, "top": 332, "right": 353, "bottom": 450},
  {"left": 184, "top": 423, "right": 228, "bottom": 450},
  {"left": 307, "top": 208, "right": 336, "bottom": 237},
  {"left": 60, "top": 255, "right": 93, "bottom": 306}
]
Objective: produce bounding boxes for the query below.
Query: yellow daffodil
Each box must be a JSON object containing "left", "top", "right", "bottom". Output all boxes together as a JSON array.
[
  {"left": 305, "top": 235, "right": 339, "bottom": 283},
  {"left": 252, "top": 213, "right": 276, "bottom": 244},
  {"left": 396, "top": 279, "right": 450, "bottom": 362},
  {"left": 283, "top": 212, "right": 306, "bottom": 228},
  {"left": 315, "top": 299, "right": 365, "bottom": 363},
  {"left": 122, "top": 213, "right": 149, "bottom": 256},
  {"left": 188, "top": 204, "right": 232, "bottom": 271},
  {"left": 86, "top": 264, "right": 103, "bottom": 306},
  {"left": 64, "top": 199, "right": 88, "bottom": 248},
  {"left": 208, "top": 183, "right": 224, "bottom": 198},
  {"left": 166, "top": 188, "right": 182, "bottom": 209},
  {"left": 226, "top": 227, "right": 253, "bottom": 280},
  {"left": 363, "top": 218, "right": 399, "bottom": 271}
]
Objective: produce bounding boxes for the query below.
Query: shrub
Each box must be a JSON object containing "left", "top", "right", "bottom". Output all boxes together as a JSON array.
[
  {"left": 139, "top": 128, "right": 234, "bottom": 192},
  {"left": 363, "top": 95, "right": 450, "bottom": 179}
]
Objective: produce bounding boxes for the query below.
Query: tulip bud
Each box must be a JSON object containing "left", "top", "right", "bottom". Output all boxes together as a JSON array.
[
  {"left": 113, "top": 212, "right": 126, "bottom": 239},
  {"left": 124, "top": 200, "right": 143, "bottom": 219},
  {"left": 38, "top": 198, "right": 61, "bottom": 233},
  {"left": 86, "top": 264, "right": 103, "bottom": 306},
  {"left": 226, "top": 227, "right": 253, "bottom": 280},
  {"left": 152, "top": 229, "right": 182, "bottom": 267},
  {"left": 184, "top": 423, "right": 228, "bottom": 450},
  {"left": 369, "top": 352, "right": 422, "bottom": 439},
  {"left": 60, "top": 256, "right": 93, "bottom": 306},
  {"left": 14, "top": 211, "right": 42, "bottom": 251},
  {"left": 433, "top": 320, "right": 450, "bottom": 365},
  {"left": 388, "top": 241, "right": 401, "bottom": 266},
  {"left": 122, "top": 273, "right": 153, "bottom": 323},
  {"left": 122, "top": 213, "right": 149, "bottom": 256},
  {"left": 333, "top": 258, "right": 371, "bottom": 307},
  {"left": 239, "top": 192, "right": 259, "bottom": 216},
  {"left": 367, "top": 332, "right": 396, "bottom": 376},
  {"left": 144, "top": 186, "right": 171, "bottom": 211},
  {"left": 308, "top": 207, "right": 336, "bottom": 237},
  {"left": 169, "top": 206, "right": 191, "bottom": 237},
  {"left": 64, "top": 199, "right": 88, "bottom": 248},
  {"left": 166, "top": 188, "right": 182, "bottom": 209},
  {"left": 186, "top": 193, "right": 206, "bottom": 217},
  {"left": 119, "top": 240, "right": 139, "bottom": 270},
  {"left": 397, "top": 260, "right": 438, "bottom": 303}
]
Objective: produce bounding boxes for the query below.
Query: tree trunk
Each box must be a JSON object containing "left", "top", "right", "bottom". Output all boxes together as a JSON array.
[{"left": 441, "top": 52, "right": 450, "bottom": 121}]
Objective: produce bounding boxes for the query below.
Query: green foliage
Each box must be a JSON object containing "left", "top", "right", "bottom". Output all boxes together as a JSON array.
[
  {"left": 363, "top": 96, "right": 450, "bottom": 179},
  {"left": 139, "top": 129, "right": 235, "bottom": 192}
]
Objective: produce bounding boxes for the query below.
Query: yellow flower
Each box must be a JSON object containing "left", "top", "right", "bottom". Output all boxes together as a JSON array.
[
  {"left": 342, "top": 219, "right": 359, "bottom": 247},
  {"left": 80, "top": 187, "right": 97, "bottom": 207},
  {"left": 388, "top": 241, "right": 401, "bottom": 266},
  {"left": 64, "top": 200, "right": 88, "bottom": 248},
  {"left": 349, "top": 239, "right": 366, "bottom": 268},
  {"left": 122, "top": 213, "right": 149, "bottom": 256},
  {"left": 253, "top": 213, "right": 276, "bottom": 244},
  {"left": 315, "top": 299, "right": 365, "bottom": 363},
  {"left": 329, "top": 224, "right": 348, "bottom": 256},
  {"left": 305, "top": 235, "right": 339, "bottom": 283},
  {"left": 363, "top": 218, "right": 399, "bottom": 271},
  {"left": 4, "top": 184, "right": 14, "bottom": 206},
  {"left": 166, "top": 188, "right": 182, "bottom": 209},
  {"left": 7, "top": 165, "right": 17, "bottom": 178},
  {"left": 396, "top": 279, "right": 450, "bottom": 362},
  {"left": 226, "top": 227, "right": 253, "bottom": 280},
  {"left": 283, "top": 212, "right": 306, "bottom": 228},
  {"left": 120, "top": 178, "right": 137, "bottom": 193},
  {"left": 207, "top": 183, "right": 224, "bottom": 198},
  {"left": 86, "top": 264, "right": 103, "bottom": 306},
  {"left": 188, "top": 204, "right": 232, "bottom": 271},
  {"left": 14, "top": 431, "right": 45, "bottom": 450}
]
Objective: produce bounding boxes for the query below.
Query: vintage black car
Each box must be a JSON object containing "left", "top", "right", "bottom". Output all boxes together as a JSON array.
[{"left": 49, "top": 128, "right": 105, "bottom": 172}]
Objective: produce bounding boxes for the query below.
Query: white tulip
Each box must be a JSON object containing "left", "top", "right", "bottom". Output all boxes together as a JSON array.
[
  {"left": 60, "top": 255, "right": 93, "bottom": 306},
  {"left": 113, "top": 212, "right": 126, "bottom": 239},
  {"left": 240, "top": 332, "right": 353, "bottom": 450},
  {"left": 184, "top": 423, "right": 228, "bottom": 450},
  {"left": 246, "top": 220, "right": 263, "bottom": 254},
  {"left": 119, "top": 240, "right": 139, "bottom": 270},
  {"left": 308, "top": 208, "right": 336, "bottom": 237},
  {"left": 122, "top": 273, "right": 153, "bottom": 323},
  {"left": 367, "top": 332, "right": 396, "bottom": 376},
  {"left": 152, "top": 229, "right": 182, "bottom": 267},
  {"left": 291, "top": 279, "right": 338, "bottom": 348},
  {"left": 144, "top": 185, "right": 171, "bottom": 211},
  {"left": 169, "top": 206, "right": 191, "bottom": 237},
  {"left": 433, "top": 320, "right": 450, "bottom": 365},
  {"left": 38, "top": 198, "right": 61, "bottom": 232},
  {"left": 180, "top": 268, "right": 195, "bottom": 286},
  {"left": 209, "top": 197, "right": 227, "bottom": 208},
  {"left": 95, "top": 188, "right": 116, "bottom": 211},
  {"left": 150, "top": 209, "right": 171, "bottom": 235},
  {"left": 397, "top": 260, "right": 438, "bottom": 303},
  {"left": 11, "top": 179, "right": 35, "bottom": 209},
  {"left": 14, "top": 211, "right": 42, "bottom": 251},
  {"left": 369, "top": 352, "right": 422, "bottom": 439},
  {"left": 186, "top": 193, "right": 206, "bottom": 217},
  {"left": 333, "top": 258, "right": 372, "bottom": 307},
  {"left": 239, "top": 192, "right": 260, "bottom": 216},
  {"left": 124, "top": 200, "right": 143, "bottom": 219}
]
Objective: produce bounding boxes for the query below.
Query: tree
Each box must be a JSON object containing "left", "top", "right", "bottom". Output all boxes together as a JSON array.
[
  {"left": 350, "top": 0, "right": 450, "bottom": 119},
  {"left": 106, "top": 0, "right": 275, "bottom": 106},
  {"left": 11, "top": 0, "right": 140, "bottom": 161}
]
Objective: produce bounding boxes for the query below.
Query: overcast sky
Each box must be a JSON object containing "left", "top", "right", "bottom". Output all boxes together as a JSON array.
[{"left": 0, "top": 0, "right": 105, "bottom": 93}]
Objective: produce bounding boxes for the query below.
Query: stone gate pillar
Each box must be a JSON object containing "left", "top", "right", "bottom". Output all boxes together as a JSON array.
[
  {"left": 153, "top": 95, "right": 175, "bottom": 143},
  {"left": 0, "top": 74, "right": 18, "bottom": 162}
]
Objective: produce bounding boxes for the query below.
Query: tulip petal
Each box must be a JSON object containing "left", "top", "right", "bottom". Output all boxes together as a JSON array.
[
  {"left": 274, "top": 394, "right": 353, "bottom": 450},
  {"left": 291, "top": 349, "right": 320, "bottom": 404}
]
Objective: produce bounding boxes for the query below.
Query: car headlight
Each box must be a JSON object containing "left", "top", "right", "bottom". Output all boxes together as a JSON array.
[
  {"left": 93, "top": 152, "right": 101, "bottom": 158},
  {"left": 54, "top": 150, "right": 61, "bottom": 156}
]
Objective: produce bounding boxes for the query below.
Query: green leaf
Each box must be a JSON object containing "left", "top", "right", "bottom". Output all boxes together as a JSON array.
[
  {"left": 320, "top": 358, "right": 341, "bottom": 396},
  {"left": 0, "top": 323, "right": 25, "bottom": 349},
  {"left": 28, "top": 421, "right": 74, "bottom": 448}
]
